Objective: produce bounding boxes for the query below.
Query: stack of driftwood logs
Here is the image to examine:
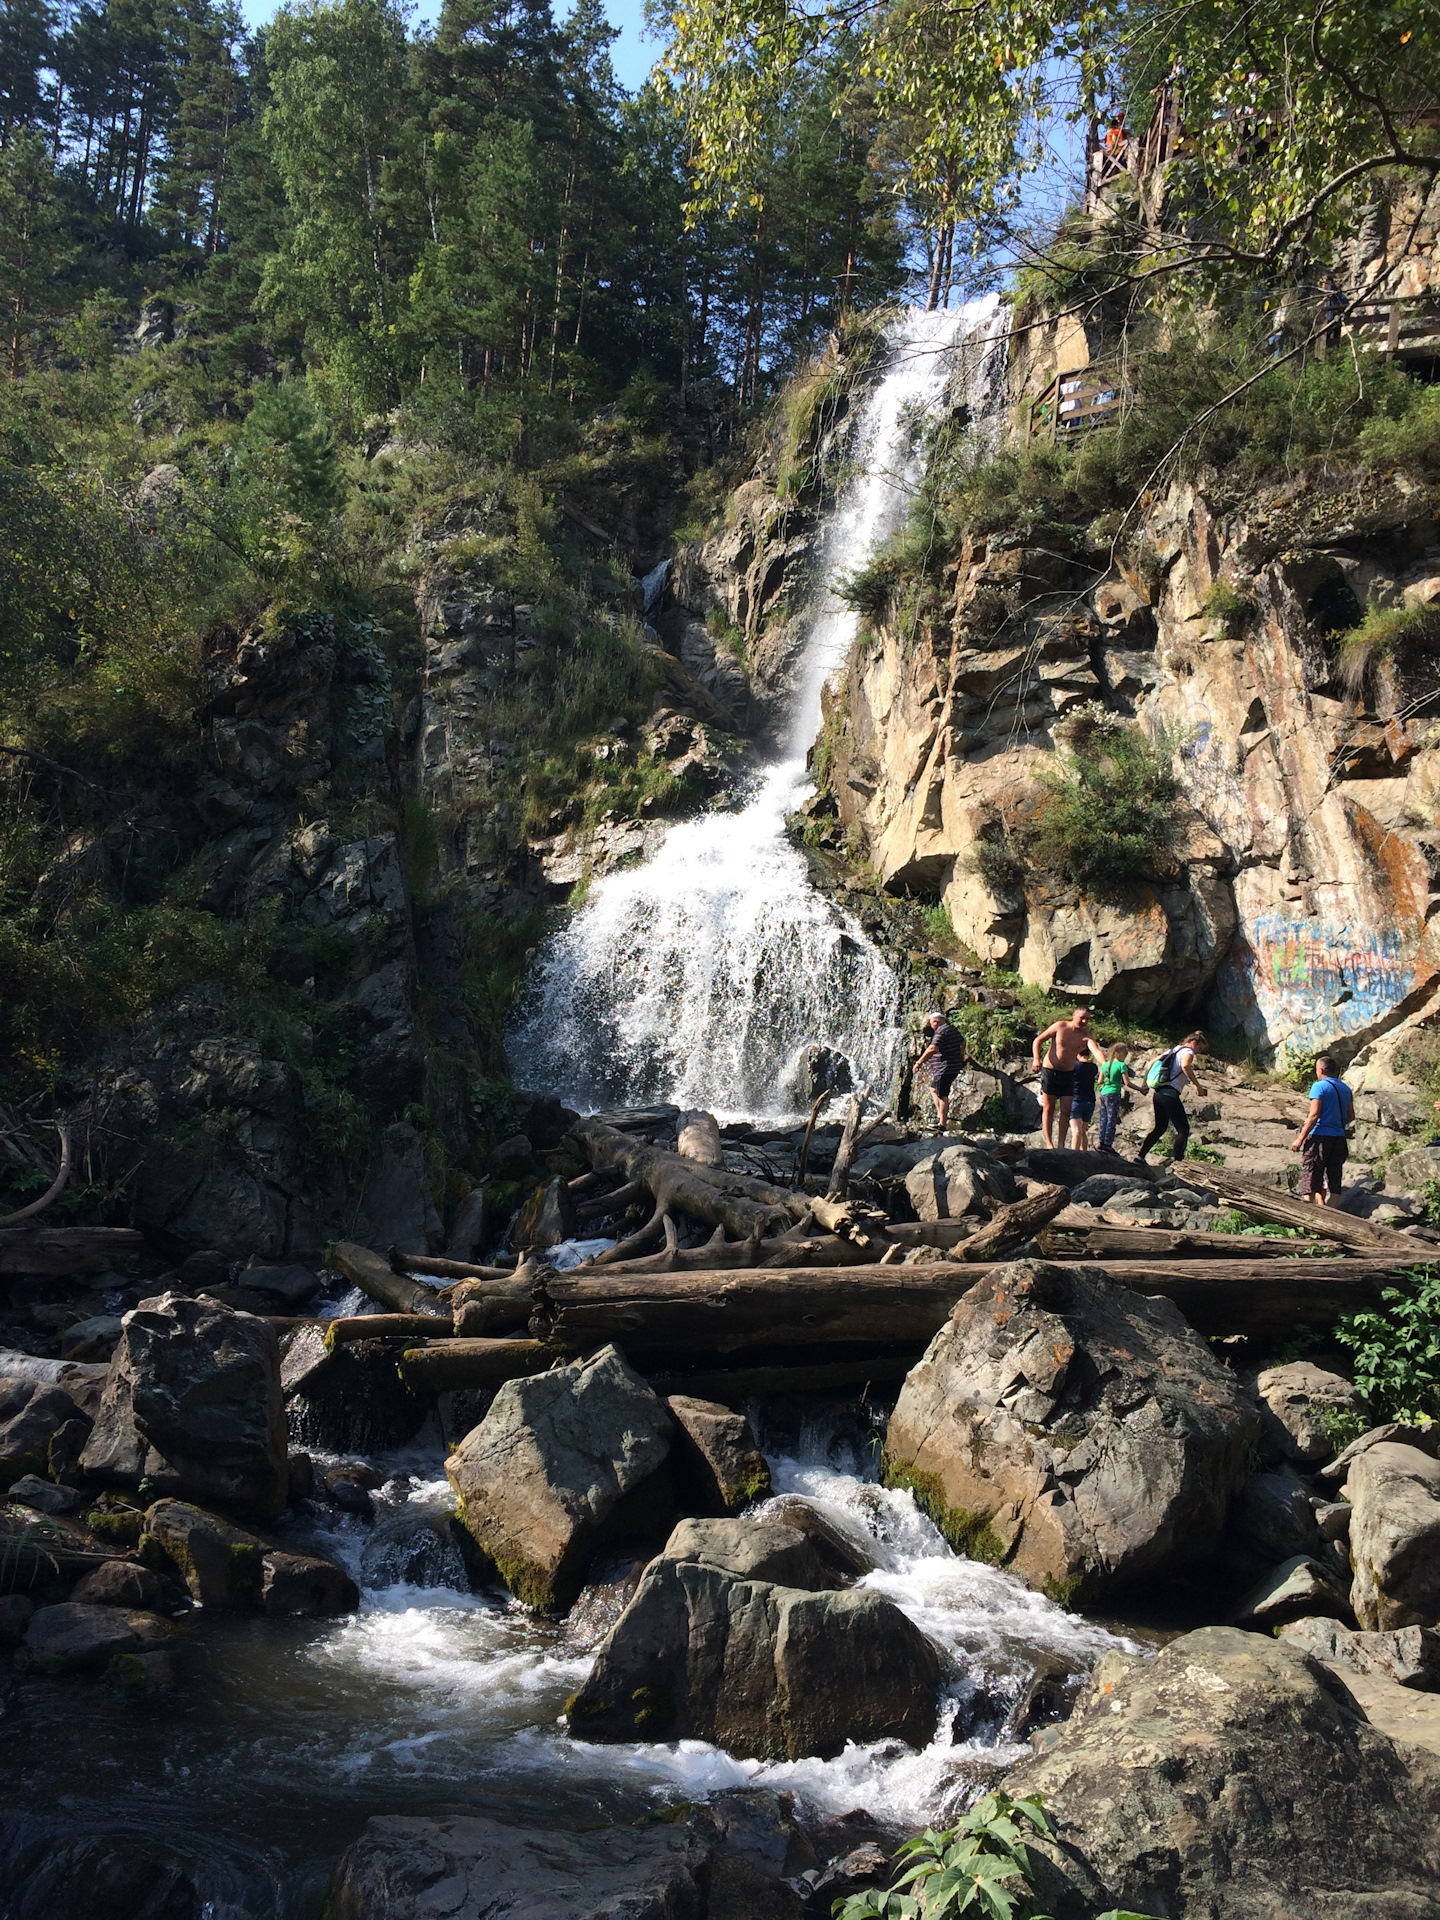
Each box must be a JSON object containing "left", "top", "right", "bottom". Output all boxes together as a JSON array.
[{"left": 310, "top": 1104, "right": 1429, "bottom": 1402}]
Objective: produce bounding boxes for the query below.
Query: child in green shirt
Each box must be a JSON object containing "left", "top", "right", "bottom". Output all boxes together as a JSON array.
[{"left": 1097, "top": 1044, "right": 1139, "bottom": 1154}]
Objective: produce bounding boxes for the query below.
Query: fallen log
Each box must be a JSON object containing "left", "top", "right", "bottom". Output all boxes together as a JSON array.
[
  {"left": 323, "top": 1314, "right": 452, "bottom": 1349},
  {"left": 1199, "top": 1166, "right": 1425, "bottom": 1251},
  {"left": 948, "top": 1184, "right": 1071, "bottom": 1262},
  {"left": 677, "top": 1110, "right": 725, "bottom": 1166},
  {"left": 647, "top": 1357, "right": 917, "bottom": 1402},
  {"left": 825, "top": 1093, "right": 887, "bottom": 1199},
  {"left": 328, "top": 1241, "right": 450, "bottom": 1319},
  {"left": 532, "top": 1254, "right": 1414, "bottom": 1352},
  {"left": 575, "top": 1117, "right": 804, "bottom": 1240},
  {"left": 0, "top": 1225, "right": 144, "bottom": 1275},
  {"left": 1037, "top": 1222, "right": 1341, "bottom": 1259},
  {"left": 808, "top": 1194, "right": 896, "bottom": 1256},
  {"left": 389, "top": 1250, "right": 512, "bottom": 1281},
  {"left": 398, "top": 1337, "right": 559, "bottom": 1393}
]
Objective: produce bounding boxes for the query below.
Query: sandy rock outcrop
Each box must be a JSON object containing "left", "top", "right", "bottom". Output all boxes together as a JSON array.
[
  {"left": 883, "top": 1260, "right": 1259, "bottom": 1603},
  {"left": 80, "top": 1293, "right": 288, "bottom": 1521},
  {"left": 1010, "top": 1625, "right": 1440, "bottom": 1919},
  {"left": 567, "top": 1514, "right": 939, "bottom": 1759},
  {"left": 446, "top": 1343, "right": 675, "bottom": 1611},
  {"left": 1346, "top": 1442, "right": 1440, "bottom": 1630}
]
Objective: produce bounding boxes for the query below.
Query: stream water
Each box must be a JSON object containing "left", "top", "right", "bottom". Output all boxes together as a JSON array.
[
  {"left": 509, "top": 304, "right": 1002, "bottom": 1118},
  {"left": 1, "top": 310, "right": 1141, "bottom": 1919},
  {"left": 0, "top": 1417, "right": 1139, "bottom": 1918}
]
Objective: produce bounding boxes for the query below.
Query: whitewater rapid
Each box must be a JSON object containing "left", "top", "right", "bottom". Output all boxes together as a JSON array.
[{"left": 509, "top": 303, "right": 1000, "bottom": 1119}]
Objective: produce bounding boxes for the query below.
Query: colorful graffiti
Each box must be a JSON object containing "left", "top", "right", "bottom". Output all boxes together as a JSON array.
[{"left": 1220, "top": 913, "right": 1416, "bottom": 1056}]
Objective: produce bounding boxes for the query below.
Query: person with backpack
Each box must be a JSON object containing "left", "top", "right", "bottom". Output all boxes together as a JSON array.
[
  {"left": 1135, "top": 1031, "right": 1208, "bottom": 1163},
  {"left": 1095, "top": 1043, "right": 1140, "bottom": 1154},
  {"left": 1290, "top": 1055, "right": 1355, "bottom": 1204}
]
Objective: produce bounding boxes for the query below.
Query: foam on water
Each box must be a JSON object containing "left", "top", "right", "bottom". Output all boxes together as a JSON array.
[{"left": 508, "top": 303, "right": 1003, "bottom": 1120}]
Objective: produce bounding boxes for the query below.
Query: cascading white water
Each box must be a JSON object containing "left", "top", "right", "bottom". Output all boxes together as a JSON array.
[{"left": 508, "top": 302, "right": 1000, "bottom": 1119}]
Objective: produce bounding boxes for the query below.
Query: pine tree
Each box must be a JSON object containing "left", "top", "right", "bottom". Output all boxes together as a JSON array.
[{"left": 0, "top": 128, "right": 75, "bottom": 374}]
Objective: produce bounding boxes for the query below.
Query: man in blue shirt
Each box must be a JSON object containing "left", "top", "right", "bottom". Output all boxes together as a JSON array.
[{"left": 1290, "top": 1055, "right": 1354, "bottom": 1205}]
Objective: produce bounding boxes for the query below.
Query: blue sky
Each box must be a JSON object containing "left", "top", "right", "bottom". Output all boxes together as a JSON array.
[{"left": 238, "top": 0, "right": 664, "bottom": 92}]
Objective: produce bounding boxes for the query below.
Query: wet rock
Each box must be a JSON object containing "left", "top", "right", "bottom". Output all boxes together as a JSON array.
[
  {"left": 1280, "top": 1615, "right": 1440, "bottom": 1691},
  {"left": 237, "top": 1263, "right": 322, "bottom": 1310},
  {"left": 660, "top": 1515, "right": 861, "bottom": 1591},
  {"left": 140, "top": 1497, "right": 357, "bottom": 1616},
  {"left": 567, "top": 1517, "right": 939, "bottom": 1758},
  {"left": 883, "top": 1261, "right": 1259, "bottom": 1603},
  {"left": 360, "top": 1511, "right": 468, "bottom": 1590},
  {"left": 1010, "top": 1626, "right": 1440, "bottom": 1918},
  {"left": 1346, "top": 1442, "right": 1440, "bottom": 1629},
  {"left": 59, "top": 1315, "right": 126, "bottom": 1362},
  {"left": 904, "top": 1145, "right": 1015, "bottom": 1222},
  {"left": 1256, "top": 1361, "right": 1364, "bottom": 1465},
  {"left": 79, "top": 1292, "right": 288, "bottom": 1520},
  {"left": 260, "top": 1550, "right": 360, "bottom": 1617},
  {"left": 511, "top": 1091, "right": 580, "bottom": 1151},
  {"left": 140, "top": 1499, "right": 266, "bottom": 1608},
  {"left": 287, "top": 1449, "right": 314, "bottom": 1503},
  {"left": 70, "top": 1560, "right": 172, "bottom": 1610},
  {"left": 489, "top": 1133, "right": 535, "bottom": 1181},
  {"left": 325, "top": 1810, "right": 712, "bottom": 1920},
  {"left": 0, "top": 1818, "right": 266, "bottom": 1920},
  {"left": 21, "top": 1602, "right": 170, "bottom": 1673},
  {"left": 1232, "top": 1553, "right": 1351, "bottom": 1628},
  {"left": 707, "top": 1788, "right": 814, "bottom": 1920},
  {"left": 446, "top": 1343, "right": 674, "bottom": 1611},
  {"left": 512, "top": 1176, "right": 578, "bottom": 1251},
  {"left": 7, "top": 1475, "right": 82, "bottom": 1515},
  {"left": 1233, "top": 1468, "right": 1325, "bottom": 1562},
  {"left": 0, "top": 1378, "right": 89, "bottom": 1489},
  {"left": 665, "top": 1396, "right": 771, "bottom": 1515},
  {"left": 0, "top": 1594, "right": 34, "bottom": 1644},
  {"left": 284, "top": 1333, "right": 429, "bottom": 1454}
]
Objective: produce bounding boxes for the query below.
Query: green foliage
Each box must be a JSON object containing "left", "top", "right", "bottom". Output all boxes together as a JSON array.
[
  {"left": 1335, "top": 1266, "right": 1440, "bottom": 1424},
  {"left": 1028, "top": 711, "right": 1180, "bottom": 891},
  {"left": 1185, "top": 1141, "right": 1226, "bottom": 1165},
  {"left": 1337, "top": 604, "right": 1440, "bottom": 693},
  {"left": 1419, "top": 1180, "right": 1440, "bottom": 1231},
  {"left": 1322, "top": 1405, "right": 1370, "bottom": 1452},
  {"left": 1203, "top": 580, "right": 1253, "bottom": 638},
  {"left": 921, "top": 902, "right": 957, "bottom": 949},
  {"left": 1212, "top": 1209, "right": 1305, "bottom": 1239},
  {"left": 775, "top": 362, "right": 845, "bottom": 499}
]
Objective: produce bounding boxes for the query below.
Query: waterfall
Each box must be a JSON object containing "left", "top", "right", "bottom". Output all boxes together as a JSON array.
[{"left": 509, "top": 302, "right": 1000, "bottom": 1120}]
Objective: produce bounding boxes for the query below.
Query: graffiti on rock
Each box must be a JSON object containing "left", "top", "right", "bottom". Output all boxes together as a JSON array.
[{"left": 1222, "top": 913, "right": 1415, "bottom": 1056}]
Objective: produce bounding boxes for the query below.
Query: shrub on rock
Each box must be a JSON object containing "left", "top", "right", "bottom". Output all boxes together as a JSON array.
[
  {"left": 445, "top": 1343, "right": 674, "bottom": 1612},
  {"left": 566, "top": 1515, "right": 940, "bottom": 1759},
  {"left": 80, "top": 1293, "right": 288, "bottom": 1520},
  {"left": 883, "top": 1260, "right": 1259, "bottom": 1603}
]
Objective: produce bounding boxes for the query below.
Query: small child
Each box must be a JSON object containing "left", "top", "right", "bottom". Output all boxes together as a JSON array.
[{"left": 1096, "top": 1043, "right": 1140, "bottom": 1154}]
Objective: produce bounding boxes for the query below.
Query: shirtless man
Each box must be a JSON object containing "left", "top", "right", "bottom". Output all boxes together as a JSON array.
[{"left": 1031, "top": 1005, "right": 1094, "bottom": 1150}]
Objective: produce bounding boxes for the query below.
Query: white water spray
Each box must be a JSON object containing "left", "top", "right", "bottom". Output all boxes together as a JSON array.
[{"left": 509, "top": 303, "right": 1000, "bottom": 1119}]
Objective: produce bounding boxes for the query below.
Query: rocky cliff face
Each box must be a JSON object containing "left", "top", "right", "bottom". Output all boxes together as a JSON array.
[{"left": 822, "top": 441, "right": 1439, "bottom": 1075}]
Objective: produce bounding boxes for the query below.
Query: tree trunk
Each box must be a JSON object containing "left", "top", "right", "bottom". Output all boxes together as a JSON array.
[
  {"left": 948, "top": 1184, "right": 1072, "bottom": 1262},
  {"left": 574, "top": 1118, "right": 804, "bottom": 1239},
  {"left": 676, "top": 1111, "right": 724, "bottom": 1166},
  {"left": 1200, "top": 1166, "right": 1425, "bottom": 1251},
  {"left": 0, "top": 1227, "right": 144, "bottom": 1274},
  {"left": 328, "top": 1241, "right": 451, "bottom": 1318},
  {"left": 399, "top": 1338, "right": 558, "bottom": 1393}
]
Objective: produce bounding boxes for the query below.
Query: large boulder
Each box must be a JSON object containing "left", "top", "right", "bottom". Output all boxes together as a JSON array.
[
  {"left": 445, "top": 1343, "right": 674, "bottom": 1611},
  {"left": 140, "top": 1498, "right": 357, "bottom": 1615},
  {"left": 80, "top": 1293, "right": 288, "bottom": 1520},
  {"left": 20, "top": 1602, "right": 170, "bottom": 1673},
  {"left": 1010, "top": 1625, "right": 1440, "bottom": 1919},
  {"left": 903, "top": 1146, "right": 1015, "bottom": 1223},
  {"left": 566, "top": 1516, "right": 940, "bottom": 1759},
  {"left": 1256, "top": 1361, "right": 1365, "bottom": 1465},
  {"left": 0, "top": 1377, "right": 89, "bottom": 1489},
  {"left": 1346, "top": 1442, "right": 1440, "bottom": 1630},
  {"left": 324, "top": 1810, "right": 713, "bottom": 1920},
  {"left": 1280, "top": 1614, "right": 1440, "bottom": 1691},
  {"left": 883, "top": 1261, "right": 1260, "bottom": 1603},
  {"left": 665, "top": 1396, "right": 771, "bottom": 1515}
]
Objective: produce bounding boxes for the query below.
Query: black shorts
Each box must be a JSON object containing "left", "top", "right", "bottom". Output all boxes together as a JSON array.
[
  {"left": 1070, "top": 1096, "right": 1096, "bottom": 1122},
  {"left": 1300, "top": 1135, "right": 1347, "bottom": 1197},
  {"left": 929, "top": 1066, "right": 960, "bottom": 1097},
  {"left": 1041, "top": 1067, "right": 1075, "bottom": 1096}
]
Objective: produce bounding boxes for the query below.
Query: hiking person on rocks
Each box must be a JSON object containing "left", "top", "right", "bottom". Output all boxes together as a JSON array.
[
  {"left": 1290, "top": 1054, "right": 1354, "bottom": 1205},
  {"left": 1136, "top": 1031, "right": 1208, "bottom": 1163},
  {"left": 913, "top": 1011, "right": 967, "bottom": 1131},
  {"left": 1031, "top": 1005, "right": 1094, "bottom": 1150},
  {"left": 1068, "top": 1044, "right": 1101, "bottom": 1151},
  {"left": 1094, "top": 1042, "right": 1139, "bottom": 1154}
]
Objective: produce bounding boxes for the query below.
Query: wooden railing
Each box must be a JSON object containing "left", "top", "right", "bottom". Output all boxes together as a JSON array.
[
  {"left": 1030, "top": 370, "right": 1125, "bottom": 438},
  {"left": 1344, "top": 295, "right": 1440, "bottom": 361}
]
